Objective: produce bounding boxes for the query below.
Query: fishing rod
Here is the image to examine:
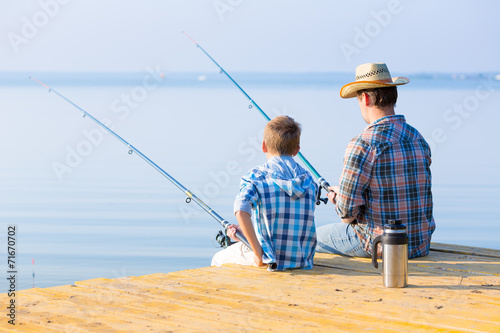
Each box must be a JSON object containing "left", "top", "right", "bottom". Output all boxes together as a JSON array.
[
  {"left": 182, "top": 32, "right": 331, "bottom": 205},
  {"left": 29, "top": 76, "right": 248, "bottom": 249}
]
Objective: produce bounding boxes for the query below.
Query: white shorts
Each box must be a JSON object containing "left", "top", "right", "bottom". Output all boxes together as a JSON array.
[{"left": 211, "top": 242, "right": 255, "bottom": 267}]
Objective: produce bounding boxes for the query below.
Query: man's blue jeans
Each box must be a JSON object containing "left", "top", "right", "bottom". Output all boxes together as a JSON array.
[{"left": 316, "top": 223, "right": 370, "bottom": 258}]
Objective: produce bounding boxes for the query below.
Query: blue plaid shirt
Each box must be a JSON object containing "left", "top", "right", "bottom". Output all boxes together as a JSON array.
[
  {"left": 336, "top": 115, "right": 436, "bottom": 258},
  {"left": 234, "top": 156, "right": 318, "bottom": 270}
]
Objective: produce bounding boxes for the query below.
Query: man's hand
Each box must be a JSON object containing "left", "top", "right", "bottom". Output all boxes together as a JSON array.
[
  {"left": 326, "top": 186, "right": 356, "bottom": 224},
  {"left": 327, "top": 186, "right": 340, "bottom": 205}
]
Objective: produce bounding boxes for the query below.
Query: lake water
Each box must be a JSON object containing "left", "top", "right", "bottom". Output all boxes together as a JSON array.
[{"left": 1, "top": 72, "right": 499, "bottom": 291}]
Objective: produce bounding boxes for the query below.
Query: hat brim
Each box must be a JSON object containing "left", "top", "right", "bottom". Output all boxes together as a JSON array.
[{"left": 340, "top": 77, "right": 410, "bottom": 99}]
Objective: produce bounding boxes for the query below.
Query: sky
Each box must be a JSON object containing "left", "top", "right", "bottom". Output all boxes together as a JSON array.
[{"left": 1, "top": 0, "right": 499, "bottom": 74}]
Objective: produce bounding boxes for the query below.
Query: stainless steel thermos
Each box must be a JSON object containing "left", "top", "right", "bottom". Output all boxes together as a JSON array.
[{"left": 371, "top": 219, "right": 408, "bottom": 288}]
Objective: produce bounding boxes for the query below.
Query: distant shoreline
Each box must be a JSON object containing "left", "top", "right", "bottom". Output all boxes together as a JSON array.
[{"left": 2, "top": 71, "right": 499, "bottom": 87}]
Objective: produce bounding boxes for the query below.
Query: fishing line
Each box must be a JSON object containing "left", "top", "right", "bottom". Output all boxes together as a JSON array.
[
  {"left": 30, "top": 76, "right": 249, "bottom": 249},
  {"left": 182, "top": 32, "right": 332, "bottom": 204}
]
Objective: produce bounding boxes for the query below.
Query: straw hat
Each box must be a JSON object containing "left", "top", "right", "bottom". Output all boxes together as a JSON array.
[{"left": 340, "top": 63, "right": 409, "bottom": 99}]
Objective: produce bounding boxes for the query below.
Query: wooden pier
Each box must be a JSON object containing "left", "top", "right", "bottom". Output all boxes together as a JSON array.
[{"left": 1, "top": 243, "right": 499, "bottom": 332}]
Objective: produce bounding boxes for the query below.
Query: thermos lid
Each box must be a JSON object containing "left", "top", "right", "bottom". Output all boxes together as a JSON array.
[{"left": 384, "top": 219, "right": 406, "bottom": 231}]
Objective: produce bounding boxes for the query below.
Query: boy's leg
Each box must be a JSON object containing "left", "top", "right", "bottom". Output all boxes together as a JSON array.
[
  {"left": 316, "top": 223, "right": 369, "bottom": 257},
  {"left": 211, "top": 242, "right": 255, "bottom": 267}
]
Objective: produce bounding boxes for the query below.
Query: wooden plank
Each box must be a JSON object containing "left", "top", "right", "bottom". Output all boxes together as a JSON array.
[
  {"left": 315, "top": 248, "right": 500, "bottom": 279},
  {"left": 0, "top": 243, "right": 499, "bottom": 332},
  {"left": 431, "top": 242, "right": 500, "bottom": 259},
  {"left": 4, "top": 267, "right": 497, "bottom": 333}
]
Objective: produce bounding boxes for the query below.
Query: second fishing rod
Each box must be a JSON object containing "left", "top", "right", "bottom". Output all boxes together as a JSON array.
[{"left": 183, "top": 32, "right": 332, "bottom": 205}]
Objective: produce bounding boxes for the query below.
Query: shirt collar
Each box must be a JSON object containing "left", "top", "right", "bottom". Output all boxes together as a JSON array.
[
  {"left": 369, "top": 114, "right": 406, "bottom": 127},
  {"left": 267, "top": 155, "right": 294, "bottom": 167}
]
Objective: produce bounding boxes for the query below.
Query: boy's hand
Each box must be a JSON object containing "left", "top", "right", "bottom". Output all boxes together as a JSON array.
[
  {"left": 327, "top": 186, "right": 340, "bottom": 205},
  {"left": 235, "top": 210, "right": 266, "bottom": 268},
  {"left": 253, "top": 253, "right": 266, "bottom": 268},
  {"left": 226, "top": 224, "right": 242, "bottom": 242}
]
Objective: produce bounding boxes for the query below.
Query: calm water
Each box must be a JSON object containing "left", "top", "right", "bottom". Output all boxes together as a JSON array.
[{"left": 1, "top": 72, "right": 499, "bottom": 291}]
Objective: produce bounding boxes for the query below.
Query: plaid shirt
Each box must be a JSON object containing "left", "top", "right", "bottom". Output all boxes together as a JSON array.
[
  {"left": 234, "top": 156, "right": 317, "bottom": 270},
  {"left": 336, "top": 115, "right": 436, "bottom": 258}
]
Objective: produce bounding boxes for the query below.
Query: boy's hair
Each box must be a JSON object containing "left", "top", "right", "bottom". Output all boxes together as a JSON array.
[
  {"left": 357, "top": 86, "right": 398, "bottom": 108},
  {"left": 263, "top": 116, "right": 301, "bottom": 155}
]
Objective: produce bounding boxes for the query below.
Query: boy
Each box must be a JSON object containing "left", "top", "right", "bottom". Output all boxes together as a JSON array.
[{"left": 211, "top": 116, "right": 317, "bottom": 271}]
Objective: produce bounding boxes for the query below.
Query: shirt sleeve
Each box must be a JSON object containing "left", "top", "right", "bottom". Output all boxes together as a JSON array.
[
  {"left": 233, "top": 176, "right": 260, "bottom": 215},
  {"left": 336, "top": 137, "right": 374, "bottom": 219}
]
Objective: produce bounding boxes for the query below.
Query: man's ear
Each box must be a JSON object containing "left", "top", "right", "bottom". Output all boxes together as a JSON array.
[
  {"left": 262, "top": 140, "right": 268, "bottom": 153},
  {"left": 293, "top": 145, "right": 300, "bottom": 156},
  {"left": 357, "top": 92, "right": 366, "bottom": 105},
  {"left": 361, "top": 92, "right": 371, "bottom": 107}
]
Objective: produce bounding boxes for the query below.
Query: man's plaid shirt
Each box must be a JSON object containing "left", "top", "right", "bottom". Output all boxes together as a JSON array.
[
  {"left": 336, "top": 115, "right": 436, "bottom": 258},
  {"left": 234, "top": 156, "right": 317, "bottom": 270}
]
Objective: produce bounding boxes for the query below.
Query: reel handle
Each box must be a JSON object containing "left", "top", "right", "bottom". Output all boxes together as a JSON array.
[{"left": 316, "top": 178, "right": 332, "bottom": 205}]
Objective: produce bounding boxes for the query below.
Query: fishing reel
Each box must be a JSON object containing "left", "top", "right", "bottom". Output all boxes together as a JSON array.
[
  {"left": 316, "top": 187, "right": 328, "bottom": 205},
  {"left": 315, "top": 177, "right": 331, "bottom": 205},
  {"left": 214, "top": 230, "right": 235, "bottom": 248},
  {"left": 316, "top": 186, "right": 328, "bottom": 206}
]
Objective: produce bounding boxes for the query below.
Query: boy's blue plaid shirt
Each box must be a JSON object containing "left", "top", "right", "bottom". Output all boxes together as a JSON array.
[
  {"left": 336, "top": 115, "right": 436, "bottom": 258},
  {"left": 234, "top": 156, "right": 317, "bottom": 270}
]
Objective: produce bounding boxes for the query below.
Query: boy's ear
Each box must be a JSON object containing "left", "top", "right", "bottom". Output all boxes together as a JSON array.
[
  {"left": 293, "top": 145, "right": 300, "bottom": 156},
  {"left": 262, "top": 140, "right": 268, "bottom": 153}
]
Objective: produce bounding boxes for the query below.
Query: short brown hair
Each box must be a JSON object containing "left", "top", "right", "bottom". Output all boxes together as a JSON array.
[
  {"left": 357, "top": 86, "right": 398, "bottom": 107},
  {"left": 263, "top": 116, "right": 301, "bottom": 155}
]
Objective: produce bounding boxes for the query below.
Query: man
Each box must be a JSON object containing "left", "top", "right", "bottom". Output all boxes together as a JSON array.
[{"left": 317, "top": 63, "right": 435, "bottom": 259}]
